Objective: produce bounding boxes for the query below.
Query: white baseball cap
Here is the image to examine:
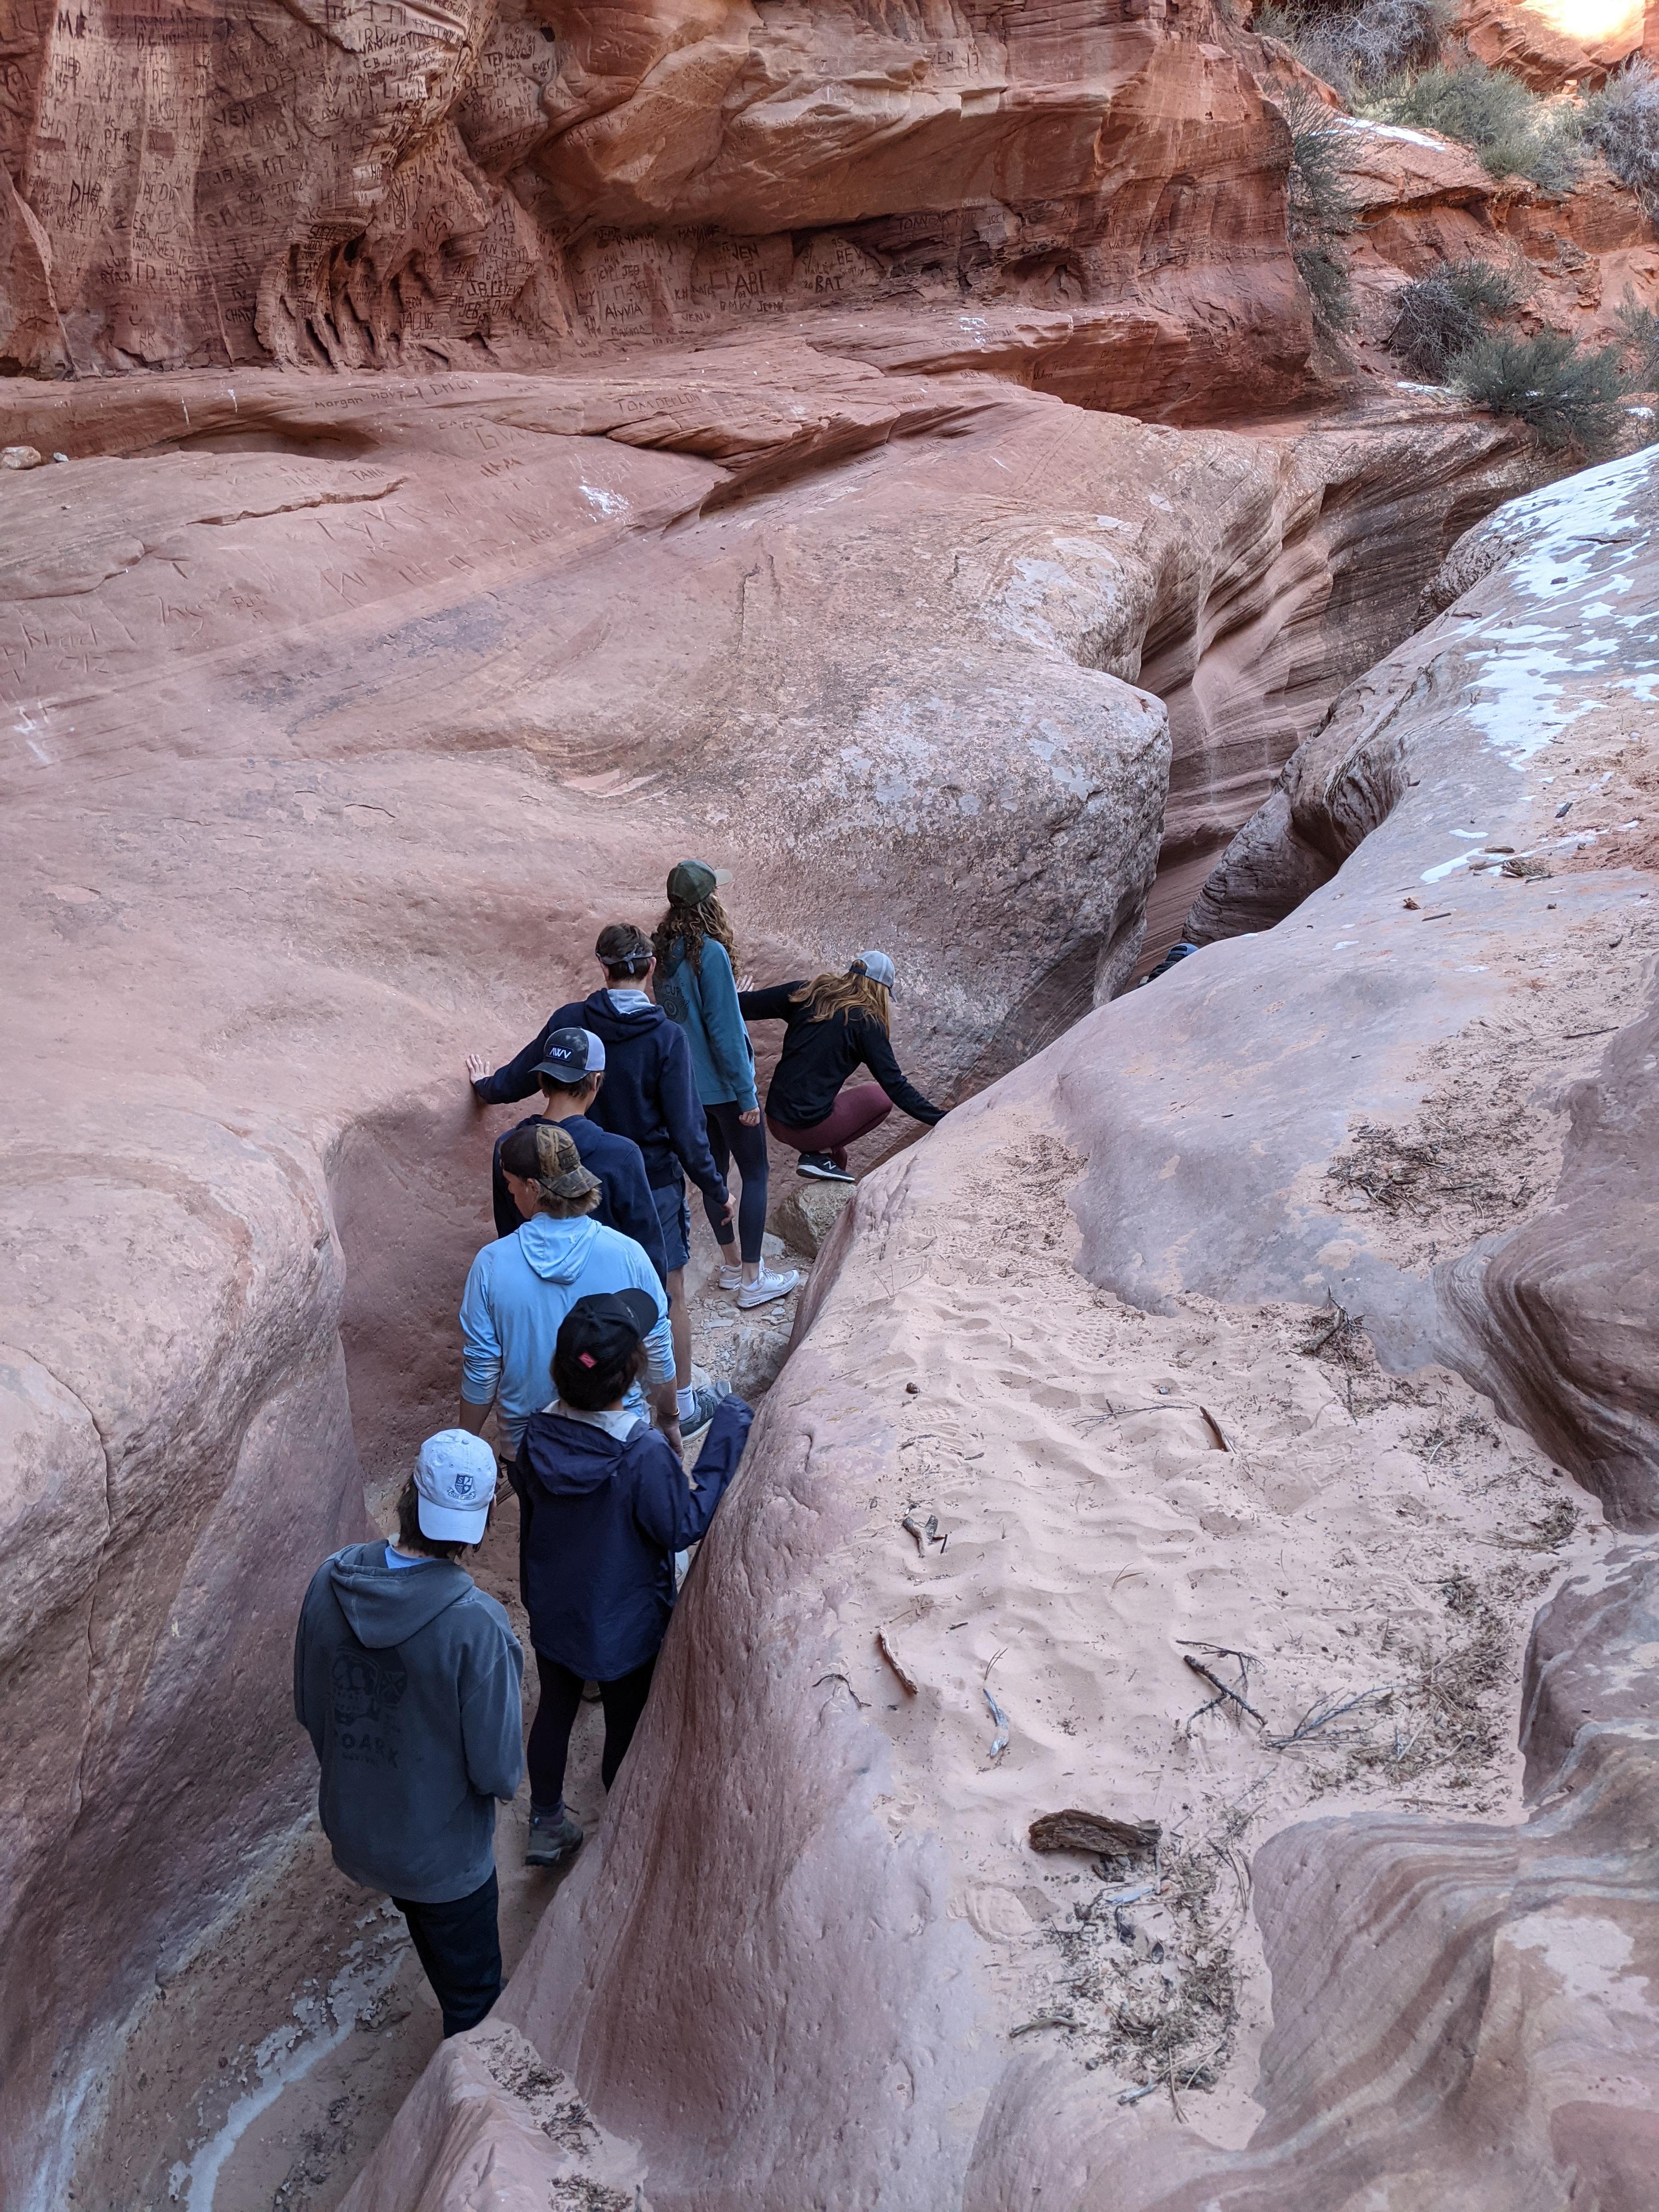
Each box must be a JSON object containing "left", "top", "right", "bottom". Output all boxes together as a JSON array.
[{"left": 414, "top": 1430, "right": 497, "bottom": 1543}]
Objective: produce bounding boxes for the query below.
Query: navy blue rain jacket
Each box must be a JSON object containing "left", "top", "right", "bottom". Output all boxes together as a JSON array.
[
  {"left": 490, "top": 1113, "right": 667, "bottom": 1286},
  {"left": 475, "top": 991, "right": 725, "bottom": 1201},
  {"left": 510, "top": 1396, "right": 753, "bottom": 1680}
]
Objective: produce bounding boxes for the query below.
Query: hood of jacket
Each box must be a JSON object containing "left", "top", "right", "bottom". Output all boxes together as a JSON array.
[
  {"left": 579, "top": 989, "right": 667, "bottom": 1046},
  {"left": 514, "top": 1212, "right": 601, "bottom": 1282},
  {"left": 328, "top": 1543, "right": 475, "bottom": 1649},
  {"left": 518, "top": 1409, "right": 649, "bottom": 1498}
]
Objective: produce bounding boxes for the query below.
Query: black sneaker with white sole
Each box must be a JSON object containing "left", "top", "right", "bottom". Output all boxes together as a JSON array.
[{"left": 797, "top": 1152, "right": 854, "bottom": 1182}]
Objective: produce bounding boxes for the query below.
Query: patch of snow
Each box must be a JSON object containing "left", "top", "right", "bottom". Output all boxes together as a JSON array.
[
  {"left": 1340, "top": 116, "right": 1448, "bottom": 151},
  {"left": 178, "top": 1930, "right": 407, "bottom": 2211}
]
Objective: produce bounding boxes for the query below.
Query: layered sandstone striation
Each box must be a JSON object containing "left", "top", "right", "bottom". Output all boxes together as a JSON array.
[
  {"left": 2, "top": 343, "right": 1550, "bottom": 2202},
  {"left": 4, "top": 0, "right": 1657, "bottom": 2200},
  {"left": 3, "top": 0, "right": 1311, "bottom": 422},
  {"left": 341, "top": 452, "right": 1659, "bottom": 2207}
]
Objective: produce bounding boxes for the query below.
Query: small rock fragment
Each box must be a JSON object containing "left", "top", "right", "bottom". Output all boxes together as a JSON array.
[{"left": 2, "top": 445, "right": 44, "bottom": 470}]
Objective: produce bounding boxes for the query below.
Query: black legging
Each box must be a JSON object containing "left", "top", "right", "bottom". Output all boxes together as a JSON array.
[
  {"left": 702, "top": 1101, "right": 769, "bottom": 1265},
  {"left": 527, "top": 1651, "right": 657, "bottom": 1819}
]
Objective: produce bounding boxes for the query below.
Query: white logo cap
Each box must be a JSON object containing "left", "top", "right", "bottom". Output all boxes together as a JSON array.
[{"left": 414, "top": 1429, "right": 497, "bottom": 1543}]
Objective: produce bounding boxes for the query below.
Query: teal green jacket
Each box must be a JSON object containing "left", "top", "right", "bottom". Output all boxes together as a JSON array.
[{"left": 657, "top": 940, "right": 758, "bottom": 1112}]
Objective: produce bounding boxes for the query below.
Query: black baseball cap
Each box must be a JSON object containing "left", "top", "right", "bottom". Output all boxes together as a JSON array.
[
  {"left": 533, "top": 1027, "right": 606, "bottom": 1081},
  {"left": 557, "top": 1289, "right": 660, "bottom": 1374}
]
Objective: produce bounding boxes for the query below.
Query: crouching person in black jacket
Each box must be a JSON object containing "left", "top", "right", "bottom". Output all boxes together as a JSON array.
[
  {"left": 511, "top": 1288, "right": 752, "bottom": 1867},
  {"left": 294, "top": 1430, "right": 523, "bottom": 2037}
]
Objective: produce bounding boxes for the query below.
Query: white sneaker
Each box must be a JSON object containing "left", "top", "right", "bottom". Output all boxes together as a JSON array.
[
  {"left": 718, "top": 1262, "right": 743, "bottom": 1291},
  {"left": 737, "top": 1265, "right": 800, "bottom": 1310}
]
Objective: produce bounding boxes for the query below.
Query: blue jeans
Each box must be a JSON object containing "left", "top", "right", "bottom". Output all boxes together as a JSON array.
[{"left": 651, "top": 1177, "right": 691, "bottom": 1273}]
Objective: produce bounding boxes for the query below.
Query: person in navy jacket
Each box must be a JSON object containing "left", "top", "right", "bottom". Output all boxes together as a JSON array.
[
  {"left": 467, "top": 922, "right": 730, "bottom": 1438},
  {"left": 486, "top": 1026, "right": 668, "bottom": 1287},
  {"left": 509, "top": 1289, "right": 752, "bottom": 1867}
]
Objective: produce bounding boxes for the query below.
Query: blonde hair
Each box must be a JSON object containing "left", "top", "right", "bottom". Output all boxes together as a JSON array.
[
  {"left": 498, "top": 1121, "right": 601, "bottom": 1218},
  {"left": 789, "top": 966, "right": 892, "bottom": 1030}
]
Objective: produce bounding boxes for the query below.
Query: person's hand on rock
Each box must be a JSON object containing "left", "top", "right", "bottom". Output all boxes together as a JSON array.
[
  {"left": 466, "top": 1053, "right": 488, "bottom": 1087},
  {"left": 736, "top": 971, "right": 755, "bottom": 993}
]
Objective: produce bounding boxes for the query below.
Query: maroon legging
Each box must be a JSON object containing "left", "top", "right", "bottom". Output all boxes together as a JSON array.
[{"left": 767, "top": 1085, "right": 893, "bottom": 1171}]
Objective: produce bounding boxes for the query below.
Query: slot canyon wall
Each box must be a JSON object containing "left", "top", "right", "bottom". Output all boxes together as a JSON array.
[
  {"left": 345, "top": 450, "right": 1659, "bottom": 2212},
  {"left": 2, "top": 0, "right": 1658, "bottom": 2203}
]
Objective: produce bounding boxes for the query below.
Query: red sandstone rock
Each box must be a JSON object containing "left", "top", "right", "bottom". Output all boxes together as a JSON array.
[
  {"left": 2, "top": 0, "right": 1310, "bottom": 422},
  {"left": 0, "top": 353, "right": 1548, "bottom": 2198},
  {"left": 1454, "top": 0, "right": 1656, "bottom": 89},
  {"left": 337, "top": 451, "right": 1659, "bottom": 2209}
]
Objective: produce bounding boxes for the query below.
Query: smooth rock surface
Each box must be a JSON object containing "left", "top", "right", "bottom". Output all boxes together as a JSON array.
[
  {"left": 341, "top": 451, "right": 1659, "bottom": 2208},
  {"left": 1, "top": 348, "right": 1547, "bottom": 2203}
]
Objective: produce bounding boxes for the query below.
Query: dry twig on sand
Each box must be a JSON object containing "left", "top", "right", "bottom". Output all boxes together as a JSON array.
[
  {"left": 876, "top": 1627, "right": 918, "bottom": 1696},
  {"left": 1182, "top": 1654, "right": 1265, "bottom": 1726},
  {"left": 1265, "top": 1686, "right": 1385, "bottom": 1748}
]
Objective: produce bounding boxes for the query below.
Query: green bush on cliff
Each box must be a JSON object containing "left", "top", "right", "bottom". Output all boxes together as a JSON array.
[
  {"left": 1254, "top": 0, "right": 1447, "bottom": 99},
  {"left": 1580, "top": 58, "right": 1659, "bottom": 210},
  {"left": 1448, "top": 329, "right": 1626, "bottom": 453},
  {"left": 1276, "top": 83, "right": 1358, "bottom": 330},
  {"left": 1614, "top": 296, "right": 1659, "bottom": 392},
  {"left": 1388, "top": 257, "right": 1521, "bottom": 379},
  {"left": 1369, "top": 63, "right": 1584, "bottom": 196}
]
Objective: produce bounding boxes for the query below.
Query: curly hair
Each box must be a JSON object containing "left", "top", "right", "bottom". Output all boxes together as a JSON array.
[{"left": 652, "top": 892, "right": 738, "bottom": 979}]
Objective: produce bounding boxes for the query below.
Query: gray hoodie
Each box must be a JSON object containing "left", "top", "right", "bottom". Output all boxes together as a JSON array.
[{"left": 294, "top": 1543, "right": 523, "bottom": 1904}]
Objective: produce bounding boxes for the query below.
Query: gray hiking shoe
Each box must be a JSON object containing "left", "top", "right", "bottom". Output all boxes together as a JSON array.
[
  {"left": 525, "top": 1810, "right": 583, "bottom": 1868},
  {"left": 681, "top": 1384, "right": 724, "bottom": 1442}
]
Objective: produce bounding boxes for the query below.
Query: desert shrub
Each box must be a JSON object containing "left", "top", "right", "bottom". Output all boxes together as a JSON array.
[
  {"left": 1613, "top": 295, "right": 1659, "bottom": 392},
  {"left": 1372, "top": 61, "right": 1584, "bottom": 195},
  {"left": 1388, "top": 256, "right": 1521, "bottom": 377},
  {"left": 1274, "top": 83, "right": 1358, "bottom": 328},
  {"left": 1580, "top": 57, "right": 1659, "bottom": 207},
  {"left": 1255, "top": 0, "right": 1446, "bottom": 99},
  {"left": 1449, "top": 328, "right": 1626, "bottom": 452}
]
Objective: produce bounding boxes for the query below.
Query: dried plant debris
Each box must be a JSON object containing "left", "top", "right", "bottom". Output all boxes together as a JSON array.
[
  {"left": 1327, "top": 1120, "right": 1535, "bottom": 1223},
  {"left": 1035, "top": 1822, "right": 1250, "bottom": 2098},
  {"left": 550, "top": 2183, "right": 637, "bottom": 2212},
  {"left": 478, "top": 2029, "right": 603, "bottom": 2157},
  {"left": 1299, "top": 1290, "right": 1368, "bottom": 1364}
]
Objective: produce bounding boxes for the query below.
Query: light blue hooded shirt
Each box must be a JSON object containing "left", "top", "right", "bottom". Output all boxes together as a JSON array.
[{"left": 459, "top": 1215, "right": 674, "bottom": 1450}]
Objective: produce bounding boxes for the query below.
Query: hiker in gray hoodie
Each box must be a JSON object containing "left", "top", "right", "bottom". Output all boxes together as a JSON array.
[{"left": 294, "top": 1429, "right": 523, "bottom": 2037}]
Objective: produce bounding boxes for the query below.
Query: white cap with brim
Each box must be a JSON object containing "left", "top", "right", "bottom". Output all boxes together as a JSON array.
[
  {"left": 856, "top": 949, "right": 898, "bottom": 997},
  {"left": 414, "top": 1429, "right": 497, "bottom": 1543}
]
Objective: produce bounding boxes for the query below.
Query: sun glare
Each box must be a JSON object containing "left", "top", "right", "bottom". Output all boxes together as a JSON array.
[{"left": 1525, "top": 0, "right": 1645, "bottom": 50}]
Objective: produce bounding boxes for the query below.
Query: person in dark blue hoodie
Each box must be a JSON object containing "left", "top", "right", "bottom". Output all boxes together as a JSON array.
[
  {"left": 294, "top": 1429, "right": 523, "bottom": 2036},
  {"left": 467, "top": 921, "right": 731, "bottom": 1438},
  {"left": 509, "top": 1289, "right": 752, "bottom": 1867},
  {"left": 485, "top": 1026, "right": 667, "bottom": 1286}
]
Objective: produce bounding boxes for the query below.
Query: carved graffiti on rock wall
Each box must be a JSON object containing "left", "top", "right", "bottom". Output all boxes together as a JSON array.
[{"left": 1, "top": 0, "right": 1310, "bottom": 420}]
